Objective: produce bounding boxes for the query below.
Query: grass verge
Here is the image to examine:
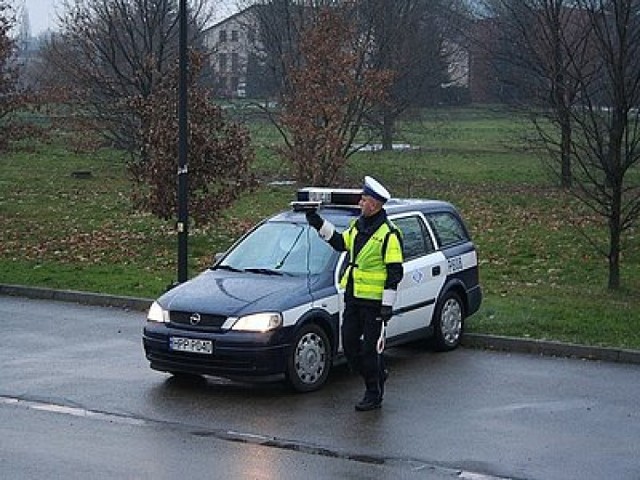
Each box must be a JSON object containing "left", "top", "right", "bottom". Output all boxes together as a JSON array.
[{"left": 1, "top": 106, "right": 638, "bottom": 349}]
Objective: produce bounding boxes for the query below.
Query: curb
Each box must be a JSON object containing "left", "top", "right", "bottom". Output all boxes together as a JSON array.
[
  {"left": 2, "top": 283, "right": 639, "bottom": 366},
  {"left": 461, "top": 333, "right": 640, "bottom": 365},
  {"left": 0, "top": 284, "right": 153, "bottom": 312}
]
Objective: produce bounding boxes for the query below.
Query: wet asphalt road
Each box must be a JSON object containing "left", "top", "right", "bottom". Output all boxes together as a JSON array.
[{"left": 1, "top": 295, "right": 639, "bottom": 480}]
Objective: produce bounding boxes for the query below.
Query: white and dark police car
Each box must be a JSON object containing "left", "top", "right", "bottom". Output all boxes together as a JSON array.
[{"left": 143, "top": 188, "right": 482, "bottom": 392}]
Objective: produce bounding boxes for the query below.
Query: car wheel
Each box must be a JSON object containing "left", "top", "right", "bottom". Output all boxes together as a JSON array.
[
  {"left": 286, "top": 323, "right": 331, "bottom": 392},
  {"left": 432, "top": 291, "right": 464, "bottom": 351}
]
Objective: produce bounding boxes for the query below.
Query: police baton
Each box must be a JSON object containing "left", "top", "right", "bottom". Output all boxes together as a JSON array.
[{"left": 376, "top": 320, "right": 387, "bottom": 354}]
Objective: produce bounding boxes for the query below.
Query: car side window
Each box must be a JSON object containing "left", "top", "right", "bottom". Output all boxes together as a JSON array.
[
  {"left": 427, "top": 212, "right": 468, "bottom": 247},
  {"left": 393, "top": 216, "right": 435, "bottom": 260}
]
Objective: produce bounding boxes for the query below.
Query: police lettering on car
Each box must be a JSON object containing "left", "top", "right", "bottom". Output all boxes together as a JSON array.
[{"left": 143, "top": 186, "right": 482, "bottom": 394}]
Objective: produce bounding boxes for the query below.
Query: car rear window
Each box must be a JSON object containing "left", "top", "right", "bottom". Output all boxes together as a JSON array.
[{"left": 427, "top": 212, "right": 468, "bottom": 247}]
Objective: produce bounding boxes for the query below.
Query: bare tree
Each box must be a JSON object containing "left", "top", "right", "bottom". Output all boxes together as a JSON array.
[
  {"left": 476, "top": 0, "right": 640, "bottom": 288},
  {"left": 276, "top": 7, "right": 391, "bottom": 184},
  {"left": 0, "top": 1, "right": 17, "bottom": 141},
  {"left": 37, "top": 0, "right": 257, "bottom": 225},
  {"left": 358, "top": 0, "right": 465, "bottom": 150},
  {"left": 240, "top": 1, "right": 391, "bottom": 183},
  {"left": 39, "top": 0, "right": 213, "bottom": 152},
  {"left": 475, "top": 0, "right": 595, "bottom": 188},
  {"left": 560, "top": 0, "right": 640, "bottom": 289},
  {"left": 242, "top": 0, "right": 329, "bottom": 99},
  {"left": 245, "top": 0, "right": 465, "bottom": 150},
  {"left": 0, "top": 0, "right": 36, "bottom": 151}
]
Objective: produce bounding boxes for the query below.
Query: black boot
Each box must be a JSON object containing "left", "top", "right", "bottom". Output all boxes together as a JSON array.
[{"left": 355, "top": 395, "right": 382, "bottom": 411}]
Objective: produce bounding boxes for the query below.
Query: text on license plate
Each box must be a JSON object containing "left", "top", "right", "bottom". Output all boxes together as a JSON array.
[{"left": 169, "top": 337, "right": 213, "bottom": 354}]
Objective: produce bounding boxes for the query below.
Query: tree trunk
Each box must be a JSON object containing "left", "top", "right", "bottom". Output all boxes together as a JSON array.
[
  {"left": 607, "top": 117, "right": 623, "bottom": 291},
  {"left": 381, "top": 111, "right": 394, "bottom": 151},
  {"left": 559, "top": 110, "right": 572, "bottom": 188},
  {"left": 608, "top": 216, "right": 621, "bottom": 290},
  {"left": 554, "top": 69, "right": 572, "bottom": 188},
  {"left": 607, "top": 173, "right": 623, "bottom": 290}
]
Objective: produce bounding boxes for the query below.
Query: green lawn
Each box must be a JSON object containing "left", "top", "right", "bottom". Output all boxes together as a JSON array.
[{"left": 1, "top": 106, "right": 638, "bottom": 349}]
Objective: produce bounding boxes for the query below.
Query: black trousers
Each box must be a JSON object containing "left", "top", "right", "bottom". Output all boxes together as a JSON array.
[{"left": 342, "top": 302, "right": 385, "bottom": 401}]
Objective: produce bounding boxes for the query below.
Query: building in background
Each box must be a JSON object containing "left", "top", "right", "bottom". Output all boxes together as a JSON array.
[
  {"left": 204, "top": 7, "right": 261, "bottom": 99},
  {"left": 204, "top": 6, "right": 499, "bottom": 104}
]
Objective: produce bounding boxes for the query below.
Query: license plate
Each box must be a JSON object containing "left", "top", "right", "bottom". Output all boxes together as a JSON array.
[{"left": 169, "top": 337, "right": 213, "bottom": 355}]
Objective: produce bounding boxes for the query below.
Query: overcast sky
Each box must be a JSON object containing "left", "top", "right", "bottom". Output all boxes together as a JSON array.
[
  {"left": 21, "top": 0, "right": 238, "bottom": 36},
  {"left": 24, "top": 0, "right": 58, "bottom": 35}
]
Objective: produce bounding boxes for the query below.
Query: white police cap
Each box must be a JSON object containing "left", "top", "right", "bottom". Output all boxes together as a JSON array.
[{"left": 362, "top": 176, "right": 390, "bottom": 203}]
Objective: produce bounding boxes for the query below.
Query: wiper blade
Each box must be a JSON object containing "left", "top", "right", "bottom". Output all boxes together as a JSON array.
[
  {"left": 244, "top": 268, "right": 284, "bottom": 276},
  {"left": 214, "top": 264, "right": 244, "bottom": 272}
]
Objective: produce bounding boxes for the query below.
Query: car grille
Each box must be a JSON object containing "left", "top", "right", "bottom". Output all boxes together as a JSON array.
[
  {"left": 149, "top": 349, "right": 254, "bottom": 371},
  {"left": 169, "top": 311, "right": 227, "bottom": 331}
]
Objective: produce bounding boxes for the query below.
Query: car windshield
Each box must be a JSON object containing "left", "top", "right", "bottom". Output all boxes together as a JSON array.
[{"left": 218, "top": 221, "right": 337, "bottom": 276}]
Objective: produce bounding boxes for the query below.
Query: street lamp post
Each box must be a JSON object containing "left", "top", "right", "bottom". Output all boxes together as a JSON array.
[{"left": 177, "top": 0, "right": 189, "bottom": 284}]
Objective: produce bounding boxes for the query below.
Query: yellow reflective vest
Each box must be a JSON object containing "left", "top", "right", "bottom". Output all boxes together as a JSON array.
[{"left": 339, "top": 220, "right": 403, "bottom": 300}]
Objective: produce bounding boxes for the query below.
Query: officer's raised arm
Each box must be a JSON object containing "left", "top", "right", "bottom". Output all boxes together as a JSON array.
[{"left": 306, "top": 209, "right": 346, "bottom": 251}]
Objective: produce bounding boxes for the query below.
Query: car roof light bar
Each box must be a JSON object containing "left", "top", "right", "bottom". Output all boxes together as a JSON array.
[{"left": 296, "top": 187, "right": 362, "bottom": 208}]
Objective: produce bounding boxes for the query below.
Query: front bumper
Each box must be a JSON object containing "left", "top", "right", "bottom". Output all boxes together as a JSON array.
[{"left": 143, "top": 322, "right": 292, "bottom": 378}]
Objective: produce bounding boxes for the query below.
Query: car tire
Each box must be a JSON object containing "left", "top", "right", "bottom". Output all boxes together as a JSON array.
[
  {"left": 168, "top": 371, "right": 204, "bottom": 384},
  {"left": 286, "top": 323, "right": 332, "bottom": 392},
  {"left": 431, "top": 290, "right": 464, "bottom": 351}
]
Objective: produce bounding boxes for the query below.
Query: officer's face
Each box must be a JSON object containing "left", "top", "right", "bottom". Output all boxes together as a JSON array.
[{"left": 359, "top": 195, "right": 383, "bottom": 217}]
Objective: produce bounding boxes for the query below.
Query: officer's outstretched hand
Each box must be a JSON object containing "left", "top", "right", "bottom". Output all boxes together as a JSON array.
[
  {"left": 305, "top": 210, "right": 323, "bottom": 230},
  {"left": 380, "top": 305, "right": 393, "bottom": 324}
]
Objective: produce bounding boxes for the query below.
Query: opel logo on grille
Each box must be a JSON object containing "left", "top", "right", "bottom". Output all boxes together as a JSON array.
[{"left": 189, "top": 313, "right": 201, "bottom": 325}]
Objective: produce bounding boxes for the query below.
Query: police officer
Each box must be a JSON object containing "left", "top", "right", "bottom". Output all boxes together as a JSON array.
[{"left": 306, "top": 176, "right": 403, "bottom": 411}]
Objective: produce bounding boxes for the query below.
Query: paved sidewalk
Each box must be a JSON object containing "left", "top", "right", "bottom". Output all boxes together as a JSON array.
[{"left": 2, "top": 283, "right": 639, "bottom": 366}]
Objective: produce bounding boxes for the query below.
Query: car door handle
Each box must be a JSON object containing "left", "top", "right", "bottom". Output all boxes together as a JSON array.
[{"left": 432, "top": 266, "right": 441, "bottom": 276}]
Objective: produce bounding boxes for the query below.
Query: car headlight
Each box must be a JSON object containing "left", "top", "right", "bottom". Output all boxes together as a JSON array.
[
  {"left": 230, "top": 313, "right": 282, "bottom": 332},
  {"left": 147, "top": 301, "right": 169, "bottom": 323}
]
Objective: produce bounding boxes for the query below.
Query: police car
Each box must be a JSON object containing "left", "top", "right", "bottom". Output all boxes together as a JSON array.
[{"left": 143, "top": 188, "right": 482, "bottom": 392}]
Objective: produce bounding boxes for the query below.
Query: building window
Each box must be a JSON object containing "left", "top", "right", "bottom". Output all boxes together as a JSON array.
[
  {"left": 231, "top": 53, "right": 239, "bottom": 73},
  {"left": 219, "top": 53, "right": 227, "bottom": 72},
  {"left": 216, "top": 76, "right": 227, "bottom": 91},
  {"left": 231, "top": 30, "right": 239, "bottom": 42},
  {"left": 219, "top": 30, "right": 227, "bottom": 43}
]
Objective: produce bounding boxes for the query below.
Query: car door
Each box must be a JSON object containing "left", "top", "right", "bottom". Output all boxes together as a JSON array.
[{"left": 386, "top": 213, "right": 447, "bottom": 338}]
